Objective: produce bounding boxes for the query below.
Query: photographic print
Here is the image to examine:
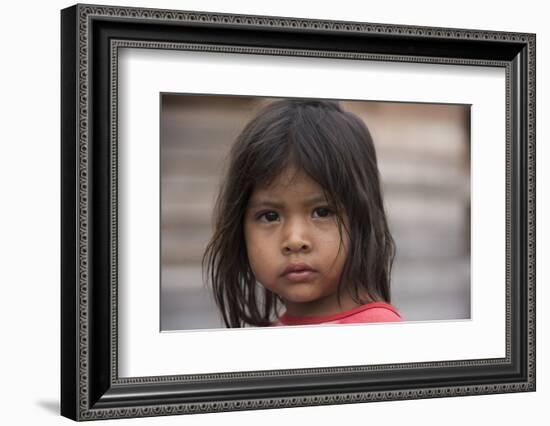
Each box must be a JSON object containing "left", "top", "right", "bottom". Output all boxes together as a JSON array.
[{"left": 160, "top": 95, "right": 471, "bottom": 331}]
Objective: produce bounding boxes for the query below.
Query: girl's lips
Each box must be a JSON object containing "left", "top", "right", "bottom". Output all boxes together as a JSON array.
[
  {"left": 282, "top": 262, "right": 317, "bottom": 282},
  {"left": 282, "top": 262, "right": 315, "bottom": 276},
  {"left": 284, "top": 270, "right": 317, "bottom": 282}
]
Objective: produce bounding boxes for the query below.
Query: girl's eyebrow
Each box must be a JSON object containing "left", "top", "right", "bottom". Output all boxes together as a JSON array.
[{"left": 248, "top": 194, "right": 327, "bottom": 209}]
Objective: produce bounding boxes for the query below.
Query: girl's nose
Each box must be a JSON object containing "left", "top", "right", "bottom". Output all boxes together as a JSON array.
[
  {"left": 282, "top": 220, "right": 311, "bottom": 254},
  {"left": 283, "top": 240, "right": 311, "bottom": 254}
]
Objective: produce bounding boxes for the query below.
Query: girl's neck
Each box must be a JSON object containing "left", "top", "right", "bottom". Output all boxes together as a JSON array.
[{"left": 282, "top": 290, "right": 367, "bottom": 318}]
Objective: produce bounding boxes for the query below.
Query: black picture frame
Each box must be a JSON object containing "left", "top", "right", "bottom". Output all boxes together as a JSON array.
[{"left": 61, "top": 3, "right": 536, "bottom": 421}]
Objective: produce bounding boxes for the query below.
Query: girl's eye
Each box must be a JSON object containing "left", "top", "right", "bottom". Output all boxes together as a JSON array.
[
  {"left": 312, "top": 207, "right": 333, "bottom": 218},
  {"left": 258, "top": 211, "right": 279, "bottom": 222}
]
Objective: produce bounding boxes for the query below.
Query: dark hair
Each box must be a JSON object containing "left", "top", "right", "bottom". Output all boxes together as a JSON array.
[{"left": 202, "top": 99, "right": 395, "bottom": 328}]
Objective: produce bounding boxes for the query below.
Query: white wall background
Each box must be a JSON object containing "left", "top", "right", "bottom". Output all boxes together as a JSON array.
[{"left": 0, "top": 0, "right": 546, "bottom": 424}]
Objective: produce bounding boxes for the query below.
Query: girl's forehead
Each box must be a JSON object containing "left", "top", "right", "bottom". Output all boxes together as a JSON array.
[{"left": 255, "top": 166, "right": 322, "bottom": 194}]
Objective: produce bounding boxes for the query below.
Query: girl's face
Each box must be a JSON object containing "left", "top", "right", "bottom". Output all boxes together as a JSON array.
[{"left": 244, "top": 166, "right": 359, "bottom": 318}]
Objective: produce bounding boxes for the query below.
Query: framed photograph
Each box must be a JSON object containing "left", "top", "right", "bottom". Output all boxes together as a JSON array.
[{"left": 61, "top": 3, "right": 536, "bottom": 421}]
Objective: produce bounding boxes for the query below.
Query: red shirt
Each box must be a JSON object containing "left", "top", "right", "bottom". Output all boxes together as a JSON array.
[{"left": 271, "top": 302, "right": 402, "bottom": 326}]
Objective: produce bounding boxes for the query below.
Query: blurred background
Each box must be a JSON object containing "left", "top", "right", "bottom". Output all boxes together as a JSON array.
[{"left": 160, "top": 95, "right": 470, "bottom": 330}]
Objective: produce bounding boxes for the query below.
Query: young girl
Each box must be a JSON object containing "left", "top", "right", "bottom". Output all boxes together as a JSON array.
[{"left": 202, "top": 99, "right": 402, "bottom": 327}]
